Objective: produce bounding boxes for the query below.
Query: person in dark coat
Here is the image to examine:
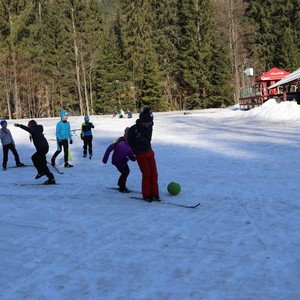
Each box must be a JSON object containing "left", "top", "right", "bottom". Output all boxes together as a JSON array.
[
  {"left": 14, "top": 120, "right": 55, "bottom": 184},
  {"left": 127, "top": 107, "right": 159, "bottom": 202},
  {"left": 81, "top": 115, "right": 94, "bottom": 159},
  {"left": 127, "top": 109, "right": 132, "bottom": 118},
  {"left": 102, "top": 127, "right": 136, "bottom": 193}
]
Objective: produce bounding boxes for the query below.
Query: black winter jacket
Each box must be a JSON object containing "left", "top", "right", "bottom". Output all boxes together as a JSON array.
[
  {"left": 19, "top": 124, "right": 49, "bottom": 150},
  {"left": 127, "top": 120, "right": 153, "bottom": 155}
]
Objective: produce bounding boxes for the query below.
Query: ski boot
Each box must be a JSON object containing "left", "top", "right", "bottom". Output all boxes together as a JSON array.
[
  {"left": 35, "top": 172, "right": 46, "bottom": 179},
  {"left": 143, "top": 196, "right": 153, "bottom": 202},
  {"left": 64, "top": 162, "right": 73, "bottom": 168},
  {"left": 119, "top": 187, "right": 130, "bottom": 193},
  {"left": 152, "top": 195, "right": 161, "bottom": 202},
  {"left": 43, "top": 178, "right": 56, "bottom": 185}
]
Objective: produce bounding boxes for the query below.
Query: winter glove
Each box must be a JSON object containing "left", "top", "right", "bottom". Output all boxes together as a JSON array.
[
  {"left": 14, "top": 123, "right": 20, "bottom": 127},
  {"left": 70, "top": 140, "right": 73, "bottom": 144},
  {"left": 80, "top": 133, "right": 84, "bottom": 140}
]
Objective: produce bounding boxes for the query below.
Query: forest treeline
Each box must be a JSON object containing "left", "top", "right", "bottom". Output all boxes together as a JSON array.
[{"left": 0, "top": 0, "right": 299, "bottom": 118}]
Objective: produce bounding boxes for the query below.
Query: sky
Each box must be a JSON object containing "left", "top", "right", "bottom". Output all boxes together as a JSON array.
[{"left": 1, "top": 99, "right": 300, "bottom": 299}]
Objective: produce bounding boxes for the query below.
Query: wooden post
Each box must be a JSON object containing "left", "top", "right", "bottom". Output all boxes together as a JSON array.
[{"left": 283, "top": 86, "right": 287, "bottom": 102}]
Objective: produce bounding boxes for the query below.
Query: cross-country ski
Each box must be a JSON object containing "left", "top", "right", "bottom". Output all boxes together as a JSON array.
[{"left": 130, "top": 196, "right": 200, "bottom": 209}]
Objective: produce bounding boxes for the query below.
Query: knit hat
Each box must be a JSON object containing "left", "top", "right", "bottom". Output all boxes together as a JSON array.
[
  {"left": 139, "top": 107, "right": 153, "bottom": 123},
  {"left": 1, "top": 119, "right": 7, "bottom": 126},
  {"left": 28, "top": 120, "right": 37, "bottom": 128},
  {"left": 84, "top": 115, "right": 90, "bottom": 122},
  {"left": 60, "top": 110, "right": 68, "bottom": 118}
]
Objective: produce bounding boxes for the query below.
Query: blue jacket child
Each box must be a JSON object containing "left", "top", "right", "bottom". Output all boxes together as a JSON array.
[{"left": 51, "top": 110, "right": 73, "bottom": 168}]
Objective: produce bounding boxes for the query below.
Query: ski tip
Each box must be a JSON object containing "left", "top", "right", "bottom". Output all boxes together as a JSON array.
[{"left": 108, "top": 187, "right": 119, "bottom": 191}]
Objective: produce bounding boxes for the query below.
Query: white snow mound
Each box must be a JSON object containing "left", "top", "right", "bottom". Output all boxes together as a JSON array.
[{"left": 245, "top": 98, "right": 300, "bottom": 121}]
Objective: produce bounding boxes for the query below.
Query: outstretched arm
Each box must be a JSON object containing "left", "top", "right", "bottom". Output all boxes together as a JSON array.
[{"left": 14, "top": 123, "right": 32, "bottom": 134}]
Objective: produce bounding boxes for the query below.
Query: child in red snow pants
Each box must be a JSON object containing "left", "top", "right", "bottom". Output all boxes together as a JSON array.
[{"left": 136, "top": 149, "right": 159, "bottom": 198}]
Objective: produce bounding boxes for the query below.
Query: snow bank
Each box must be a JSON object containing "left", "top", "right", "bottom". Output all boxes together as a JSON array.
[{"left": 245, "top": 98, "right": 300, "bottom": 121}]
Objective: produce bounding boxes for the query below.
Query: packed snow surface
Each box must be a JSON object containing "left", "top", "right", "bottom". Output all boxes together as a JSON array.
[{"left": 1, "top": 99, "right": 300, "bottom": 299}]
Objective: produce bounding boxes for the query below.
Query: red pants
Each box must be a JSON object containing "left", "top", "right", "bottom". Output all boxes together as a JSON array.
[{"left": 136, "top": 150, "right": 159, "bottom": 198}]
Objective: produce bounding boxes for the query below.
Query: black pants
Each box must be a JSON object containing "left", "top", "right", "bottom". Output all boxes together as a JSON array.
[
  {"left": 83, "top": 136, "right": 93, "bottom": 155},
  {"left": 116, "top": 165, "right": 130, "bottom": 189},
  {"left": 52, "top": 140, "right": 69, "bottom": 163},
  {"left": 32, "top": 146, "right": 54, "bottom": 180},
  {"left": 2, "top": 143, "right": 21, "bottom": 168}
]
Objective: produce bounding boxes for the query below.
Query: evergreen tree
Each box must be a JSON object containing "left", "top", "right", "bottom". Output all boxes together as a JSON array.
[
  {"left": 46, "top": 0, "right": 104, "bottom": 116},
  {"left": 39, "top": 0, "right": 77, "bottom": 115},
  {"left": 0, "top": 0, "right": 37, "bottom": 118},
  {"left": 0, "top": 1, "right": 12, "bottom": 118},
  {"left": 152, "top": 0, "right": 180, "bottom": 110},
  {"left": 209, "top": 34, "right": 234, "bottom": 107},
  {"left": 75, "top": 0, "right": 104, "bottom": 115},
  {"left": 272, "top": 0, "right": 300, "bottom": 71},
  {"left": 244, "top": 0, "right": 300, "bottom": 73},
  {"left": 2, "top": 0, "right": 298, "bottom": 117},
  {"left": 140, "top": 51, "right": 164, "bottom": 111},
  {"left": 292, "top": 0, "right": 300, "bottom": 54},
  {"left": 95, "top": 31, "right": 127, "bottom": 114},
  {"left": 119, "top": 0, "right": 164, "bottom": 111},
  {"left": 176, "top": 0, "right": 214, "bottom": 109}
]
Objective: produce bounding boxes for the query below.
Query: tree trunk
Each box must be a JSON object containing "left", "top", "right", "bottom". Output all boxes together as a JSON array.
[
  {"left": 45, "top": 85, "right": 51, "bottom": 118},
  {"left": 89, "top": 68, "right": 94, "bottom": 115},
  {"left": 71, "top": 8, "right": 83, "bottom": 115},
  {"left": 226, "top": 0, "right": 242, "bottom": 104},
  {"left": 9, "top": 12, "right": 21, "bottom": 119},
  {"left": 80, "top": 51, "right": 89, "bottom": 115},
  {"left": 3, "top": 68, "right": 12, "bottom": 119}
]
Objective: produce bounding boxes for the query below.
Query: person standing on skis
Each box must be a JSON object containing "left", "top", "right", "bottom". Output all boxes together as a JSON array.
[
  {"left": 0, "top": 119, "right": 24, "bottom": 170},
  {"left": 51, "top": 110, "right": 73, "bottom": 168},
  {"left": 81, "top": 115, "right": 94, "bottom": 159},
  {"left": 127, "top": 107, "right": 159, "bottom": 202}
]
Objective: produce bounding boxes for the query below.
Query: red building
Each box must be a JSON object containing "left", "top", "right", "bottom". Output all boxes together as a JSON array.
[{"left": 239, "top": 67, "right": 291, "bottom": 110}]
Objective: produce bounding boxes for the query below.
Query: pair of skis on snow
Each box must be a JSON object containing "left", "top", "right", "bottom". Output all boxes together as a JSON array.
[
  {"left": 9, "top": 163, "right": 63, "bottom": 185},
  {"left": 109, "top": 188, "right": 200, "bottom": 209},
  {"left": 8, "top": 162, "right": 64, "bottom": 175}
]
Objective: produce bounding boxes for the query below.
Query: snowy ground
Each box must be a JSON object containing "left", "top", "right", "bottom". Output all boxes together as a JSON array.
[{"left": 1, "top": 99, "right": 300, "bottom": 299}]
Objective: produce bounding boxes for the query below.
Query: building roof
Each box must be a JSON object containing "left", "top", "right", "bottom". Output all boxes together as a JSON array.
[
  {"left": 268, "top": 68, "right": 300, "bottom": 89},
  {"left": 255, "top": 67, "right": 291, "bottom": 82}
]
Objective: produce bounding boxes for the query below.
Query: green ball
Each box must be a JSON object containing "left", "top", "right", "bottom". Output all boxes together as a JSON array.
[{"left": 167, "top": 182, "right": 181, "bottom": 195}]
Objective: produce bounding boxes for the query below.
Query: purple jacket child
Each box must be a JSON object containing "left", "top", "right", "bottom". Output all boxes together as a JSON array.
[{"left": 102, "top": 129, "right": 136, "bottom": 193}]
